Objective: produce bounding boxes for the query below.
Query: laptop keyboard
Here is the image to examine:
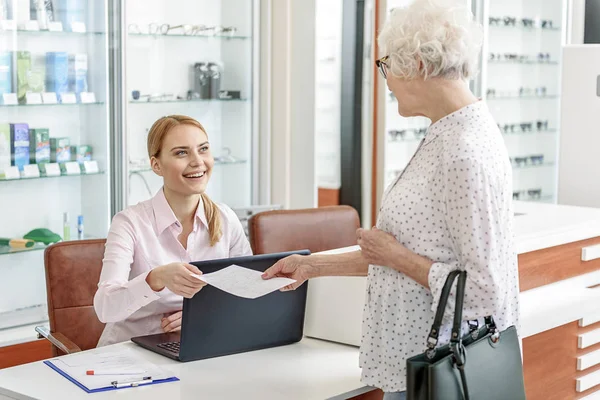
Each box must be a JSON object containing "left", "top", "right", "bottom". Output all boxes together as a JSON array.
[{"left": 157, "top": 341, "right": 180, "bottom": 354}]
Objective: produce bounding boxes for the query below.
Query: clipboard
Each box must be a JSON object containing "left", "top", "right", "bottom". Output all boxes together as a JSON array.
[
  {"left": 42, "top": 350, "right": 179, "bottom": 393},
  {"left": 44, "top": 360, "right": 179, "bottom": 393}
]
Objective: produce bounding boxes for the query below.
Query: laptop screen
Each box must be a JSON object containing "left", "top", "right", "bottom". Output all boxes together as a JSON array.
[{"left": 179, "top": 250, "right": 311, "bottom": 362}]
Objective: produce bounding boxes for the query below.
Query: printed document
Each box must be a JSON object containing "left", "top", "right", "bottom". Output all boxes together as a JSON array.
[{"left": 192, "top": 265, "right": 296, "bottom": 299}]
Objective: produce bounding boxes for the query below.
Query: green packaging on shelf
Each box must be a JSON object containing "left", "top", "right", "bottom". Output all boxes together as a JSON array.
[
  {"left": 10, "top": 123, "right": 30, "bottom": 171},
  {"left": 0, "top": 123, "right": 10, "bottom": 172},
  {"left": 23, "top": 228, "right": 62, "bottom": 244},
  {"left": 29, "top": 54, "right": 46, "bottom": 94},
  {"left": 71, "top": 145, "right": 92, "bottom": 163},
  {"left": 16, "top": 51, "right": 31, "bottom": 104},
  {"left": 29, "top": 128, "right": 50, "bottom": 164},
  {"left": 50, "top": 137, "right": 70, "bottom": 163}
]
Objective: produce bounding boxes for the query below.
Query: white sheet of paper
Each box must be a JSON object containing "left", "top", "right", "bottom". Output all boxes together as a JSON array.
[{"left": 192, "top": 265, "right": 296, "bottom": 299}]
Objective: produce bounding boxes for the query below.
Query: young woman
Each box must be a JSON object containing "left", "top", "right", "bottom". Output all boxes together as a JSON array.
[{"left": 94, "top": 115, "right": 252, "bottom": 346}]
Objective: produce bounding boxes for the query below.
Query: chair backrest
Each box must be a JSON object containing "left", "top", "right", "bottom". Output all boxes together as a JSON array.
[
  {"left": 248, "top": 205, "right": 360, "bottom": 254},
  {"left": 44, "top": 239, "right": 106, "bottom": 355}
]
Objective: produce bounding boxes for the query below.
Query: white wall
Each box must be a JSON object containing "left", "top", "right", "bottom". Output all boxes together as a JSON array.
[
  {"left": 557, "top": 45, "right": 600, "bottom": 208},
  {"left": 265, "top": 0, "right": 317, "bottom": 209}
]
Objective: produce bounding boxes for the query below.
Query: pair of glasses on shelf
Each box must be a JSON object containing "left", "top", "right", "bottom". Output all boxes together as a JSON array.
[
  {"left": 487, "top": 87, "right": 548, "bottom": 97},
  {"left": 519, "top": 86, "right": 548, "bottom": 96},
  {"left": 510, "top": 154, "right": 545, "bottom": 167},
  {"left": 128, "top": 23, "right": 237, "bottom": 36},
  {"left": 489, "top": 53, "right": 530, "bottom": 63},
  {"left": 499, "top": 120, "right": 549, "bottom": 133},
  {"left": 388, "top": 128, "right": 427, "bottom": 141},
  {"left": 513, "top": 188, "right": 542, "bottom": 200},
  {"left": 537, "top": 53, "right": 552, "bottom": 62}
]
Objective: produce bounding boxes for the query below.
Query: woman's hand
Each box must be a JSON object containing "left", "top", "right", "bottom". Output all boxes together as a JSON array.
[
  {"left": 357, "top": 227, "right": 404, "bottom": 267},
  {"left": 161, "top": 311, "right": 183, "bottom": 333},
  {"left": 146, "top": 263, "right": 206, "bottom": 298},
  {"left": 261, "top": 254, "right": 316, "bottom": 291}
]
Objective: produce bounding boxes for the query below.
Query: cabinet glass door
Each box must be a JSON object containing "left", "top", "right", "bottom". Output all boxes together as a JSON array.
[
  {"left": 125, "top": 0, "right": 256, "bottom": 208},
  {"left": 0, "top": 0, "right": 110, "bottom": 334},
  {"left": 484, "top": 0, "right": 566, "bottom": 203}
]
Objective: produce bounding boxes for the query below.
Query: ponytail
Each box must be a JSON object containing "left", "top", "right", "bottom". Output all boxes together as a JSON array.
[{"left": 201, "top": 193, "right": 223, "bottom": 246}]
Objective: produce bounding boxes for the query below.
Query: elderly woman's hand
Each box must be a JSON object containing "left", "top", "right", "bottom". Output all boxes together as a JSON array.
[{"left": 357, "top": 227, "right": 405, "bottom": 267}]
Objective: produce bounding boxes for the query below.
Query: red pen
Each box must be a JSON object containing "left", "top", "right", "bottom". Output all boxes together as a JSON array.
[{"left": 86, "top": 369, "right": 146, "bottom": 376}]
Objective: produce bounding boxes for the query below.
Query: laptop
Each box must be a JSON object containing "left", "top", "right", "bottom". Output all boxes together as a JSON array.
[{"left": 131, "top": 250, "right": 310, "bottom": 362}]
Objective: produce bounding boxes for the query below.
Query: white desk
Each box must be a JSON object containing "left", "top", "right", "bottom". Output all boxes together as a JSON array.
[{"left": 0, "top": 338, "right": 372, "bottom": 400}]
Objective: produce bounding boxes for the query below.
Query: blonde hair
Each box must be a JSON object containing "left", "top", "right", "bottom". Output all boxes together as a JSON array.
[
  {"left": 147, "top": 115, "right": 223, "bottom": 246},
  {"left": 378, "top": 0, "right": 482, "bottom": 80}
]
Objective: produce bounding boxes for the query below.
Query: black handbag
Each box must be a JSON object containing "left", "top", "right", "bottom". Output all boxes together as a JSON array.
[{"left": 406, "top": 270, "right": 526, "bottom": 400}]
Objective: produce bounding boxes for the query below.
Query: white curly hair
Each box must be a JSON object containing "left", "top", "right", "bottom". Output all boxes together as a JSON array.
[{"left": 378, "top": 0, "right": 483, "bottom": 80}]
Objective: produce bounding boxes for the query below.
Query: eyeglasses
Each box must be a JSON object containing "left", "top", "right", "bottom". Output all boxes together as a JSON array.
[{"left": 376, "top": 55, "right": 389, "bottom": 79}]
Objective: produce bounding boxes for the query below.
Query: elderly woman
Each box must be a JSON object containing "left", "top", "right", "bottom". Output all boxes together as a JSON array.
[{"left": 263, "top": 0, "right": 519, "bottom": 398}]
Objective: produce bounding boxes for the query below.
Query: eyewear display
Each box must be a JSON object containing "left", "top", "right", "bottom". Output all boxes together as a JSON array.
[
  {"left": 499, "top": 120, "right": 550, "bottom": 133},
  {"left": 488, "top": 16, "right": 555, "bottom": 29},
  {"left": 510, "top": 154, "right": 545, "bottom": 167},
  {"left": 387, "top": 127, "right": 427, "bottom": 141},
  {"left": 513, "top": 188, "right": 542, "bottom": 200}
]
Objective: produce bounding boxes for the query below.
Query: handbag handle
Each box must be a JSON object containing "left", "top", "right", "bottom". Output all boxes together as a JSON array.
[
  {"left": 426, "top": 270, "right": 461, "bottom": 350},
  {"left": 426, "top": 271, "right": 497, "bottom": 351}
]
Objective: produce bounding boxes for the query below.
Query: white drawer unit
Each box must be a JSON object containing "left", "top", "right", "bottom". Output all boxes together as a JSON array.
[
  {"left": 578, "top": 369, "right": 600, "bottom": 393},
  {"left": 579, "top": 348, "right": 600, "bottom": 371},
  {"left": 580, "top": 313, "right": 600, "bottom": 328},
  {"left": 579, "top": 328, "right": 600, "bottom": 349},
  {"left": 583, "top": 244, "right": 600, "bottom": 262}
]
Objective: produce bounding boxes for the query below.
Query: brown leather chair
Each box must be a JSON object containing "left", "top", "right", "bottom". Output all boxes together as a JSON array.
[
  {"left": 248, "top": 205, "right": 360, "bottom": 254},
  {"left": 37, "top": 239, "right": 106, "bottom": 356}
]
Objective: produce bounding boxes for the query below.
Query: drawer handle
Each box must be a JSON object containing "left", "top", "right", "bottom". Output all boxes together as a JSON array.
[{"left": 582, "top": 244, "right": 600, "bottom": 262}]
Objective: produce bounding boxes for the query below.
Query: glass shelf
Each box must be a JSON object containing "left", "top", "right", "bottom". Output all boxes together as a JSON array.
[
  {"left": 0, "top": 236, "right": 95, "bottom": 256},
  {"left": 0, "top": 170, "right": 104, "bottom": 182},
  {"left": 387, "top": 137, "right": 424, "bottom": 143},
  {"left": 502, "top": 129, "right": 558, "bottom": 135},
  {"left": 0, "top": 102, "right": 104, "bottom": 108},
  {"left": 129, "top": 160, "right": 246, "bottom": 173},
  {"left": 512, "top": 162, "right": 555, "bottom": 169},
  {"left": 489, "top": 25, "right": 561, "bottom": 32},
  {"left": 488, "top": 60, "right": 559, "bottom": 65},
  {"left": 128, "top": 33, "right": 250, "bottom": 40},
  {"left": 0, "top": 28, "right": 105, "bottom": 37},
  {"left": 488, "top": 95, "right": 559, "bottom": 100},
  {"left": 129, "top": 98, "right": 247, "bottom": 105}
]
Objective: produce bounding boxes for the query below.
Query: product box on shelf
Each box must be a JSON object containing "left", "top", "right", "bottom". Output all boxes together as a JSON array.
[
  {"left": 0, "top": 124, "right": 10, "bottom": 172},
  {"left": 50, "top": 137, "right": 70, "bottom": 163},
  {"left": 68, "top": 53, "right": 87, "bottom": 96},
  {"left": 45, "top": 52, "right": 69, "bottom": 96},
  {"left": 71, "top": 144, "right": 92, "bottom": 163},
  {"left": 31, "top": 0, "right": 57, "bottom": 29},
  {"left": 29, "top": 128, "right": 50, "bottom": 164},
  {"left": 53, "top": 0, "right": 86, "bottom": 32},
  {"left": 0, "top": 52, "right": 12, "bottom": 96},
  {"left": 16, "top": 51, "right": 31, "bottom": 104},
  {"left": 29, "top": 54, "right": 46, "bottom": 93},
  {"left": 10, "top": 123, "right": 30, "bottom": 170}
]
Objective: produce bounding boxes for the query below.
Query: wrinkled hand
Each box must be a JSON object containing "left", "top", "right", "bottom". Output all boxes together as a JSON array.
[
  {"left": 261, "top": 254, "right": 315, "bottom": 291},
  {"left": 357, "top": 227, "right": 402, "bottom": 267},
  {"left": 146, "top": 262, "right": 207, "bottom": 298},
  {"left": 161, "top": 311, "right": 182, "bottom": 333}
]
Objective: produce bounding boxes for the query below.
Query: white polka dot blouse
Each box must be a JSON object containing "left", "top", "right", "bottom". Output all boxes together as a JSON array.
[{"left": 360, "top": 101, "right": 520, "bottom": 392}]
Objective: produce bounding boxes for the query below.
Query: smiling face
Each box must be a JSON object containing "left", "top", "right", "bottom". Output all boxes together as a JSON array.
[{"left": 150, "top": 123, "right": 214, "bottom": 196}]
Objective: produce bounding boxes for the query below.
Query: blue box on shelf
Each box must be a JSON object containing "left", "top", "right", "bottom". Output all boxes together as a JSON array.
[
  {"left": 45, "top": 52, "right": 69, "bottom": 97},
  {"left": 0, "top": 52, "right": 12, "bottom": 97},
  {"left": 10, "top": 123, "right": 30, "bottom": 171}
]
